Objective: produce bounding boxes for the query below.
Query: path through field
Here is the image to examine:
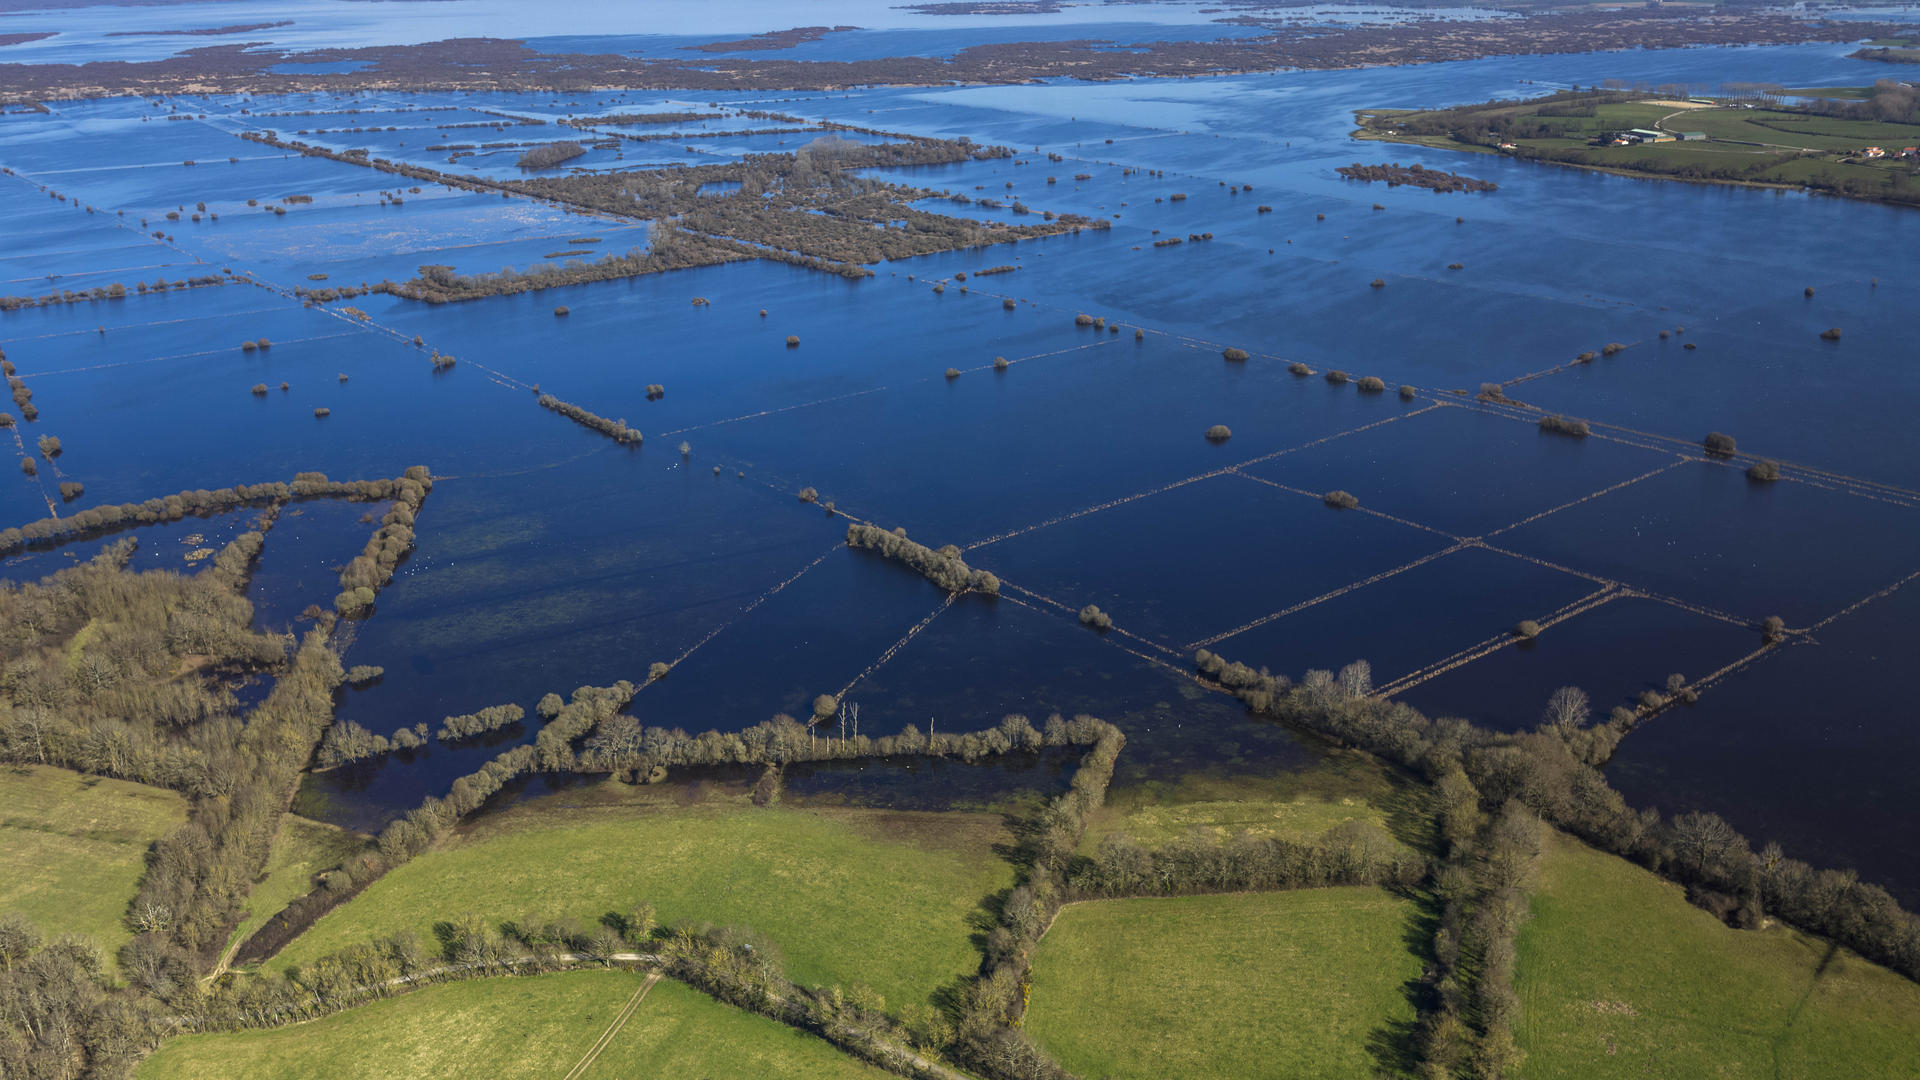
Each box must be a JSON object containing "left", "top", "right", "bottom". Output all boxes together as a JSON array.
[{"left": 561, "top": 972, "right": 660, "bottom": 1080}]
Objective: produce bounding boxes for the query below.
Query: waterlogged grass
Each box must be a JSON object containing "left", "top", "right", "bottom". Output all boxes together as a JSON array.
[
  {"left": 0, "top": 765, "right": 187, "bottom": 964},
  {"left": 1515, "top": 831, "right": 1920, "bottom": 1079},
  {"left": 226, "top": 815, "right": 366, "bottom": 965},
  {"left": 137, "top": 969, "right": 889, "bottom": 1080},
  {"left": 274, "top": 780, "right": 1013, "bottom": 1008},
  {"left": 1081, "top": 753, "right": 1413, "bottom": 854},
  {"left": 1026, "top": 889, "right": 1420, "bottom": 1080}
]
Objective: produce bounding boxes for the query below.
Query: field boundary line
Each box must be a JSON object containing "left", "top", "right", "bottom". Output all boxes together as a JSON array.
[{"left": 1373, "top": 586, "right": 1619, "bottom": 698}]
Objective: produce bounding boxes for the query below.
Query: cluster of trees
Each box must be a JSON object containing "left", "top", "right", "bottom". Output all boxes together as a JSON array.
[
  {"left": 536, "top": 393, "right": 641, "bottom": 445},
  {"left": 436, "top": 704, "right": 526, "bottom": 742},
  {"left": 515, "top": 141, "right": 586, "bottom": 169},
  {"left": 845, "top": 523, "right": 999, "bottom": 595},
  {"left": 0, "top": 537, "right": 285, "bottom": 792},
  {"left": 1065, "top": 820, "right": 1424, "bottom": 899},
  {"left": 506, "top": 135, "right": 1093, "bottom": 275},
  {"left": 1336, "top": 162, "right": 1497, "bottom": 193},
  {"left": 372, "top": 233, "right": 750, "bottom": 303},
  {"left": 315, "top": 719, "right": 428, "bottom": 768},
  {"left": 128, "top": 625, "right": 344, "bottom": 963},
  {"left": 1538, "top": 415, "right": 1590, "bottom": 437},
  {"left": 1191, "top": 648, "right": 1920, "bottom": 986},
  {"left": 950, "top": 718, "right": 1124, "bottom": 1080},
  {"left": 0, "top": 915, "right": 158, "bottom": 1080}
]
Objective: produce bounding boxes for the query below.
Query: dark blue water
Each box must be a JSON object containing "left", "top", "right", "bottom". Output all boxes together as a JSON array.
[
  {"left": 1609, "top": 577, "right": 1920, "bottom": 905},
  {"left": 3, "top": 41, "right": 1916, "bottom": 892}
]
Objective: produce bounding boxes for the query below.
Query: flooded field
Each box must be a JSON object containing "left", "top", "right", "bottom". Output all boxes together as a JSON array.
[{"left": 4, "top": 40, "right": 1916, "bottom": 900}]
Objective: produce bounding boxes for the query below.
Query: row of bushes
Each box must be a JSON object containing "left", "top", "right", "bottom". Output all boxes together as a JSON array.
[
  {"left": 846, "top": 523, "right": 1000, "bottom": 595},
  {"left": 0, "top": 473, "right": 422, "bottom": 555},
  {"left": 0, "top": 274, "right": 224, "bottom": 312},
  {"left": 333, "top": 467, "right": 432, "bottom": 613},
  {"left": 1064, "top": 820, "right": 1425, "bottom": 899},
  {"left": 536, "top": 394, "right": 641, "bottom": 445},
  {"left": 950, "top": 719, "right": 1125, "bottom": 1080},
  {"left": 1191, "top": 648, "right": 1920, "bottom": 985}
]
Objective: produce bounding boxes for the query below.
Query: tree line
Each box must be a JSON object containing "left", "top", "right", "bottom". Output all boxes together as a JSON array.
[
  {"left": 536, "top": 393, "right": 642, "bottom": 445},
  {"left": 1, "top": 472, "right": 423, "bottom": 557},
  {"left": 846, "top": 523, "right": 1000, "bottom": 595},
  {"left": 949, "top": 718, "right": 1125, "bottom": 1080},
  {"left": 1191, "top": 648, "right": 1920, "bottom": 987},
  {"left": 1065, "top": 819, "right": 1424, "bottom": 900}
]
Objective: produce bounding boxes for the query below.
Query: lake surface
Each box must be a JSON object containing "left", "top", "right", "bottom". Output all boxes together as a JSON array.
[{"left": 3, "top": 35, "right": 1916, "bottom": 899}]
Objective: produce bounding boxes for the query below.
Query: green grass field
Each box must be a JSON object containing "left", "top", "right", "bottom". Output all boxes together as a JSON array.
[
  {"left": 0, "top": 765, "right": 187, "bottom": 964},
  {"left": 273, "top": 779, "right": 1012, "bottom": 1009},
  {"left": 1081, "top": 754, "right": 1421, "bottom": 854},
  {"left": 224, "top": 815, "right": 366, "bottom": 965},
  {"left": 1026, "top": 888, "right": 1419, "bottom": 1080},
  {"left": 1516, "top": 831, "right": 1920, "bottom": 1079},
  {"left": 137, "top": 969, "right": 889, "bottom": 1080}
]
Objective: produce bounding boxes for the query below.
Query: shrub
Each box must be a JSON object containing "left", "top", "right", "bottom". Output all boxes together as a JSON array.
[
  {"left": 313, "top": 407, "right": 330, "bottom": 418},
  {"left": 812, "top": 694, "right": 838, "bottom": 721},
  {"left": 0, "top": 413, "right": 11, "bottom": 427},
  {"left": 993, "top": 356, "right": 1009, "bottom": 371},
  {"left": 1538, "top": 415, "right": 1589, "bottom": 438},
  {"left": 58, "top": 480, "right": 83, "bottom": 501},
  {"left": 36, "top": 435, "right": 60, "bottom": 458},
  {"left": 1398, "top": 385, "right": 1416, "bottom": 400},
  {"left": 1819, "top": 327, "right": 1841, "bottom": 341},
  {"left": 1747, "top": 459, "right": 1780, "bottom": 482},
  {"left": 279, "top": 382, "right": 289, "bottom": 391},
  {"left": 1323, "top": 490, "right": 1359, "bottom": 510},
  {"left": 1325, "top": 370, "right": 1349, "bottom": 385},
  {"left": 1477, "top": 382, "right": 1506, "bottom": 402},
  {"left": 1288, "top": 362, "right": 1312, "bottom": 377},
  {"left": 798, "top": 486, "right": 818, "bottom": 503},
  {"left": 1369, "top": 278, "right": 1386, "bottom": 288},
  {"left": 1316, "top": 212, "right": 1326, "bottom": 220},
  {"left": 1762, "top": 615, "right": 1786, "bottom": 644},
  {"left": 1804, "top": 286, "right": 1815, "bottom": 297},
  {"left": 1703, "top": 432, "right": 1737, "bottom": 457},
  {"left": 240, "top": 340, "right": 257, "bottom": 352},
  {"left": 1205, "top": 424, "right": 1232, "bottom": 441},
  {"left": 554, "top": 305, "right": 569, "bottom": 316},
  {"left": 1003, "top": 298, "right": 1015, "bottom": 310},
  {"left": 1134, "top": 328, "right": 1145, "bottom": 340},
  {"left": 1600, "top": 342, "right": 1625, "bottom": 356},
  {"left": 1356, "top": 376, "right": 1385, "bottom": 393},
  {"left": 256, "top": 338, "right": 270, "bottom": 350},
  {"left": 345, "top": 665, "right": 384, "bottom": 685},
  {"left": 1223, "top": 347, "right": 1250, "bottom": 362},
  {"left": 1514, "top": 619, "right": 1541, "bottom": 639},
  {"left": 338, "top": 373, "right": 349, "bottom": 382},
  {"left": 1074, "top": 313, "right": 1095, "bottom": 327},
  {"left": 251, "top": 384, "right": 268, "bottom": 395},
  {"left": 678, "top": 441, "right": 691, "bottom": 456},
  {"left": 786, "top": 335, "right": 800, "bottom": 347},
  {"left": 1574, "top": 350, "right": 1597, "bottom": 364},
  {"left": 945, "top": 367, "right": 961, "bottom": 379},
  {"left": 1079, "top": 604, "right": 1112, "bottom": 631},
  {"left": 1448, "top": 262, "right": 1463, "bottom": 270},
  {"left": 19, "top": 458, "right": 33, "bottom": 476}
]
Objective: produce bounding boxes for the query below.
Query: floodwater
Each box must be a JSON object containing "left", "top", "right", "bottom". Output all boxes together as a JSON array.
[{"left": 3, "top": 35, "right": 1917, "bottom": 899}]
